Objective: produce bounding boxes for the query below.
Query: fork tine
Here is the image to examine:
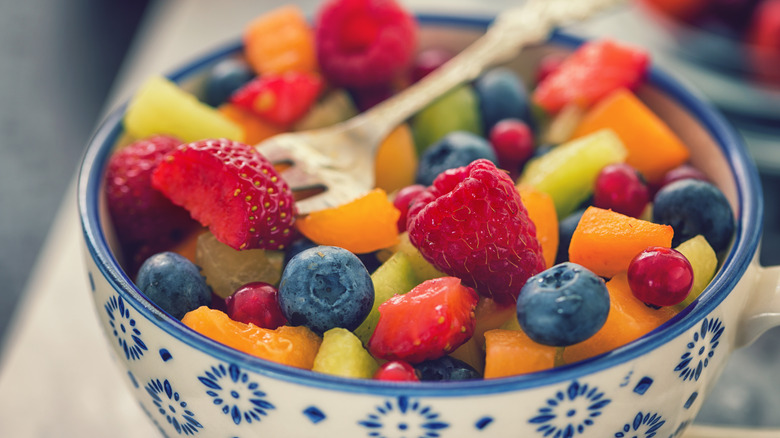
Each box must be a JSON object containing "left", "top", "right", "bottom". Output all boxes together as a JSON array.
[{"left": 279, "top": 165, "right": 326, "bottom": 191}]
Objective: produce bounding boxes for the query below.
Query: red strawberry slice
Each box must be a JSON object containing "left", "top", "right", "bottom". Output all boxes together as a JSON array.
[
  {"left": 105, "top": 135, "right": 199, "bottom": 272},
  {"left": 532, "top": 39, "right": 650, "bottom": 114},
  {"left": 368, "top": 277, "right": 479, "bottom": 364},
  {"left": 314, "top": 0, "right": 417, "bottom": 88},
  {"left": 407, "top": 159, "right": 546, "bottom": 305},
  {"left": 230, "top": 71, "right": 323, "bottom": 127},
  {"left": 151, "top": 138, "right": 297, "bottom": 250}
]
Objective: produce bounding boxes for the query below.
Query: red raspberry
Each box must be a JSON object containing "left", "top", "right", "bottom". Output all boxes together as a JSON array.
[
  {"left": 368, "top": 277, "right": 478, "bottom": 364},
  {"left": 152, "top": 138, "right": 297, "bottom": 251},
  {"left": 105, "top": 135, "right": 199, "bottom": 270},
  {"left": 314, "top": 0, "right": 417, "bottom": 88},
  {"left": 230, "top": 72, "right": 323, "bottom": 127},
  {"left": 407, "top": 159, "right": 546, "bottom": 304}
]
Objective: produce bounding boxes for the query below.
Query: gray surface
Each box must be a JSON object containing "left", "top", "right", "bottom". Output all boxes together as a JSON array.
[{"left": 0, "top": 0, "right": 149, "bottom": 346}]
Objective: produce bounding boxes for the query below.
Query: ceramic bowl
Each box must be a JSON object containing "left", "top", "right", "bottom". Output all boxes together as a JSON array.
[{"left": 78, "top": 14, "right": 779, "bottom": 438}]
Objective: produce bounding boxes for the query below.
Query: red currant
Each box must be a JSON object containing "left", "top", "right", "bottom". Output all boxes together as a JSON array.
[
  {"left": 373, "top": 360, "right": 420, "bottom": 382},
  {"left": 627, "top": 247, "right": 693, "bottom": 307},
  {"left": 593, "top": 163, "right": 649, "bottom": 218},
  {"left": 393, "top": 184, "right": 426, "bottom": 232},
  {"left": 410, "top": 48, "right": 454, "bottom": 83},
  {"left": 225, "top": 282, "right": 288, "bottom": 329},
  {"left": 488, "top": 118, "right": 535, "bottom": 178}
]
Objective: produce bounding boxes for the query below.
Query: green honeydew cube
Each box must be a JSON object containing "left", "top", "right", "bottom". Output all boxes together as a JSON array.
[
  {"left": 412, "top": 85, "right": 482, "bottom": 155},
  {"left": 312, "top": 328, "right": 378, "bottom": 379},
  {"left": 124, "top": 75, "right": 243, "bottom": 143},
  {"left": 675, "top": 234, "right": 718, "bottom": 308},
  {"left": 519, "top": 128, "right": 628, "bottom": 218}
]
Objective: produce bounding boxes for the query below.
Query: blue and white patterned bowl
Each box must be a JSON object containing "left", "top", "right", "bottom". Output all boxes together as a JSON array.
[{"left": 78, "top": 15, "right": 779, "bottom": 438}]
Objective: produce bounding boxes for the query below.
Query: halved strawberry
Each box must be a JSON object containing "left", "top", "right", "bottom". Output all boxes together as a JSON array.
[
  {"left": 151, "top": 138, "right": 297, "bottom": 251},
  {"left": 532, "top": 39, "right": 650, "bottom": 114},
  {"left": 368, "top": 277, "right": 479, "bottom": 364},
  {"left": 229, "top": 71, "right": 323, "bottom": 127}
]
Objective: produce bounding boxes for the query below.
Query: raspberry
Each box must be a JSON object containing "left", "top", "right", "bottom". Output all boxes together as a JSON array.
[
  {"left": 104, "top": 135, "right": 199, "bottom": 271},
  {"left": 314, "top": 0, "right": 417, "bottom": 88},
  {"left": 407, "top": 159, "right": 546, "bottom": 304},
  {"left": 151, "top": 138, "right": 297, "bottom": 251}
]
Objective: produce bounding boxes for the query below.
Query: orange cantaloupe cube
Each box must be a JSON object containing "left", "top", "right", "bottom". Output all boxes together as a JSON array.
[
  {"left": 569, "top": 206, "right": 673, "bottom": 278},
  {"left": 182, "top": 307, "right": 322, "bottom": 369},
  {"left": 563, "top": 273, "right": 678, "bottom": 364},
  {"left": 518, "top": 185, "right": 559, "bottom": 269},
  {"left": 483, "top": 329, "right": 559, "bottom": 378},
  {"left": 374, "top": 124, "right": 418, "bottom": 194},
  {"left": 243, "top": 6, "right": 317, "bottom": 75},
  {"left": 571, "top": 88, "right": 690, "bottom": 183},
  {"left": 450, "top": 298, "right": 517, "bottom": 374}
]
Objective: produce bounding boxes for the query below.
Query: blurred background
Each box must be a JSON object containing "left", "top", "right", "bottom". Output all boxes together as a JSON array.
[{"left": 2, "top": 0, "right": 780, "bottom": 436}]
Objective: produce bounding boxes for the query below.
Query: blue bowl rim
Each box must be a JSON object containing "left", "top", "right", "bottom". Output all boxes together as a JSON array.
[{"left": 78, "top": 14, "right": 762, "bottom": 397}]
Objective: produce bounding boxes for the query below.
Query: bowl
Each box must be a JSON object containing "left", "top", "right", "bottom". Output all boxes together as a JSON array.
[{"left": 79, "top": 13, "right": 778, "bottom": 438}]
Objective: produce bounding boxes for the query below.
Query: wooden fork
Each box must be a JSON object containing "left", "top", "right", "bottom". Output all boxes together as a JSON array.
[{"left": 255, "top": 0, "right": 624, "bottom": 215}]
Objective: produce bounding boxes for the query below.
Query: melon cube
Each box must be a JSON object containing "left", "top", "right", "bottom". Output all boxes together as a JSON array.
[
  {"left": 124, "top": 75, "right": 243, "bottom": 142},
  {"left": 312, "top": 328, "right": 378, "bottom": 379},
  {"left": 675, "top": 234, "right": 718, "bottom": 308},
  {"left": 568, "top": 206, "right": 673, "bottom": 278},
  {"left": 562, "top": 273, "right": 678, "bottom": 364},
  {"left": 518, "top": 129, "right": 627, "bottom": 218},
  {"left": 484, "top": 329, "right": 559, "bottom": 378}
]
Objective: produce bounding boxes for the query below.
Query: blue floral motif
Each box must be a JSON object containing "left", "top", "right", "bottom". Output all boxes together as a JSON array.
[
  {"left": 105, "top": 295, "right": 147, "bottom": 360},
  {"left": 614, "top": 412, "right": 665, "bottom": 438},
  {"left": 146, "top": 378, "right": 203, "bottom": 435},
  {"left": 199, "top": 363, "right": 275, "bottom": 425},
  {"left": 675, "top": 317, "right": 723, "bottom": 382},
  {"left": 358, "top": 396, "right": 449, "bottom": 438},
  {"left": 529, "top": 380, "right": 611, "bottom": 437}
]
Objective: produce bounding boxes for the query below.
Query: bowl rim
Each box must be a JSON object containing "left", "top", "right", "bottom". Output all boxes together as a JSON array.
[{"left": 78, "top": 14, "right": 763, "bottom": 396}]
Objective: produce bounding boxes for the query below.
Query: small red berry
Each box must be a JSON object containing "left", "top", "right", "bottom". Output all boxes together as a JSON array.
[
  {"left": 593, "top": 163, "right": 650, "bottom": 218},
  {"left": 373, "top": 360, "right": 420, "bottom": 382},
  {"left": 488, "top": 118, "right": 535, "bottom": 177},
  {"left": 393, "top": 184, "right": 426, "bottom": 232},
  {"left": 658, "top": 164, "right": 708, "bottom": 190},
  {"left": 410, "top": 48, "right": 454, "bottom": 83},
  {"left": 225, "top": 282, "right": 288, "bottom": 329},
  {"left": 627, "top": 247, "right": 693, "bottom": 307}
]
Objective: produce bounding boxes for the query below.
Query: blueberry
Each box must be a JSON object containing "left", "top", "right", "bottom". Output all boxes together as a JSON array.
[
  {"left": 278, "top": 246, "right": 374, "bottom": 334},
  {"left": 284, "top": 238, "right": 379, "bottom": 273},
  {"left": 415, "top": 131, "right": 497, "bottom": 186},
  {"left": 203, "top": 57, "right": 254, "bottom": 107},
  {"left": 652, "top": 179, "right": 735, "bottom": 252},
  {"left": 136, "top": 252, "right": 211, "bottom": 319},
  {"left": 414, "top": 356, "right": 480, "bottom": 381},
  {"left": 516, "top": 262, "right": 609, "bottom": 347},
  {"left": 474, "top": 67, "right": 531, "bottom": 132},
  {"left": 555, "top": 209, "right": 586, "bottom": 265}
]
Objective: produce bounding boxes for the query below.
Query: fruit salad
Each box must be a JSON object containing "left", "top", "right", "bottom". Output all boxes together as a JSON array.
[{"left": 103, "top": 0, "right": 736, "bottom": 382}]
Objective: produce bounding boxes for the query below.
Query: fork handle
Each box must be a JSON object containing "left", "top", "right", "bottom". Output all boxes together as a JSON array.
[{"left": 345, "top": 0, "right": 624, "bottom": 148}]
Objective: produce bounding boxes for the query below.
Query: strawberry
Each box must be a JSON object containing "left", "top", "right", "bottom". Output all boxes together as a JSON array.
[
  {"left": 368, "top": 277, "right": 478, "bottom": 364},
  {"left": 532, "top": 39, "right": 649, "bottom": 114},
  {"left": 229, "top": 71, "right": 323, "bottom": 127},
  {"left": 151, "top": 138, "right": 297, "bottom": 251},
  {"left": 104, "top": 135, "right": 199, "bottom": 272},
  {"left": 407, "top": 159, "right": 546, "bottom": 305}
]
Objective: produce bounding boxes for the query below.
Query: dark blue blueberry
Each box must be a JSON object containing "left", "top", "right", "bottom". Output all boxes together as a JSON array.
[
  {"left": 135, "top": 252, "right": 211, "bottom": 319},
  {"left": 414, "top": 356, "right": 480, "bottom": 381},
  {"left": 516, "top": 262, "right": 609, "bottom": 347},
  {"left": 415, "top": 131, "right": 497, "bottom": 186},
  {"left": 278, "top": 246, "right": 374, "bottom": 334},
  {"left": 474, "top": 67, "right": 531, "bottom": 132},
  {"left": 555, "top": 209, "right": 586, "bottom": 265},
  {"left": 652, "top": 179, "right": 735, "bottom": 252},
  {"left": 203, "top": 57, "right": 255, "bottom": 107},
  {"left": 283, "top": 237, "right": 317, "bottom": 269}
]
